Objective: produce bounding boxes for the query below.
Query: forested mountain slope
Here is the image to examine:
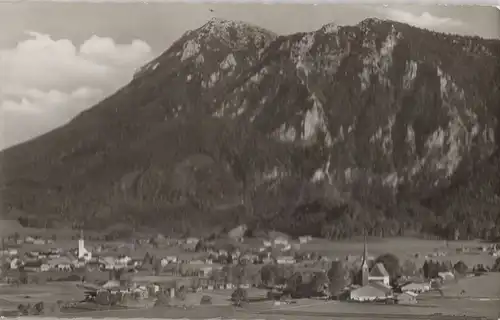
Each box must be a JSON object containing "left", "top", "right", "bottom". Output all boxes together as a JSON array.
[{"left": 2, "top": 18, "right": 500, "bottom": 240}]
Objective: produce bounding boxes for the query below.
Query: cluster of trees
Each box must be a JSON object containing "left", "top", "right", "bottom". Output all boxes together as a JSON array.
[
  {"left": 16, "top": 300, "right": 68, "bottom": 316},
  {"left": 491, "top": 257, "right": 500, "bottom": 272},
  {"left": 231, "top": 288, "right": 249, "bottom": 306},
  {"left": 422, "top": 260, "right": 453, "bottom": 279},
  {"left": 259, "top": 191, "right": 500, "bottom": 240},
  {"left": 153, "top": 286, "right": 187, "bottom": 307}
]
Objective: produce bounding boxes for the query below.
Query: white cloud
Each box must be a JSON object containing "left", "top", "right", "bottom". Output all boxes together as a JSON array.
[
  {"left": 383, "top": 8, "right": 463, "bottom": 29},
  {"left": 0, "top": 32, "right": 153, "bottom": 150}
]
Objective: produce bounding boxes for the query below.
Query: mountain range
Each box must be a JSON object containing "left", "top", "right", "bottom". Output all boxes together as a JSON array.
[{"left": 2, "top": 17, "right": 500, "bottom": 240}]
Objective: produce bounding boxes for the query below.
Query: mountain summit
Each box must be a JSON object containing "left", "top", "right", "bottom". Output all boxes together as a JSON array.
[{"left": 2, "top": 18, "right": 500, "bottom": 239}]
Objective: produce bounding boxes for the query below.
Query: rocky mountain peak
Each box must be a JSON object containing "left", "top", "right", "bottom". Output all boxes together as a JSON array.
[
  {"left": 318, "top": 22, "right": 339, "bottom": 34},
  {"left": 187, "top": 17, "right": 277, "bottom": 50}
]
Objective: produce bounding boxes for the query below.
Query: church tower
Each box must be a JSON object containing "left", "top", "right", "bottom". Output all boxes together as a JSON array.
[
  {"left": 359, "top": 233, "right": 369, "bottom": 286},
  {"left": 78, "top": 229, "right": 85, "bottom": 259},
  {"left": 78, "top": 229, "right": 91, "bottom": 260}
]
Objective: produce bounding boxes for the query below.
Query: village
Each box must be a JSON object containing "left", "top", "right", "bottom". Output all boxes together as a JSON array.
[{"left": 1, "top": 223, "right": 500, "bottom": 318}]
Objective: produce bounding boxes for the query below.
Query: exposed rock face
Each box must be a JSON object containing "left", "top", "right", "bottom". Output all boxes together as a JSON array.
[{"left": 1, "top": 18, "right": 500, "bottom": 239}]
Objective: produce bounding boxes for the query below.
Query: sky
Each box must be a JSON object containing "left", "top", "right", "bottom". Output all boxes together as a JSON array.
[{"left": 0, "top": 2, "right": 499, "bottom": 150}]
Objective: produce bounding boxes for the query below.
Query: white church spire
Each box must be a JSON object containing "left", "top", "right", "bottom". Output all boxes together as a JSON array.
[{"left": 78, "top": 229, "right": 91, "bottom": 261}]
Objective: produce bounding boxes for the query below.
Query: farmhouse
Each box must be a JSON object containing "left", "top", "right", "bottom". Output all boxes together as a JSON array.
[{"left": 369, "top": 263, "right": 390, "bottom": 286}]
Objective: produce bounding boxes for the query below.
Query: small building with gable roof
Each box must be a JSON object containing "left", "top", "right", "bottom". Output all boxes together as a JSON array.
[{"left": 369, "top": 262, "right": 390, "bottom": 286}]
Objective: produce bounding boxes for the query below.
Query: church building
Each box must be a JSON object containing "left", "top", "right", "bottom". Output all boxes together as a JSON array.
[{"left": 78, "top": 230, "right": 92, "bottom": 261}]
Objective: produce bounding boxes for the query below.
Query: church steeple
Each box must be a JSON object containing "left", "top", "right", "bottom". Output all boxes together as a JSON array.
[
  {"left": 78, "top": 229, "right": 86, "bottom": 259},
  {"left": 359, "top": 231, "right": 369, "bottom": 286},
  {"left": 362, "top": 233, "right": 368, "bottom": 264}
]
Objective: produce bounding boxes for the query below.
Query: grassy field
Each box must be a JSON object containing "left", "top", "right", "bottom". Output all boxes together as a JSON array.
[
  {"left": 59, "top": 305, "right": 237, "bottom": 318},
  {"left": 0, "top": 282, "right": 85, "bottom": 312}
]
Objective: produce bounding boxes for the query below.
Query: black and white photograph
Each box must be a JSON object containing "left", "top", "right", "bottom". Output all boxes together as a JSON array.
[{"left": 0, "top": 2, "right": 499, "bottom": 319}]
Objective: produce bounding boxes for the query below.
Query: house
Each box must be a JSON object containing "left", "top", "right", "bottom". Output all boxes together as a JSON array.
[
  {"left": 10, "top": 258, "right": 21, "bottom": 270},
  {"left": 186, "top": 237, "right": 199, "bottom": 245},
  {"left": 115, "top": 255, "right": 131, "bottom": 266},
  {"left": 24, "top": 236, "right": 35, "bottom": 244},
  {"left": 47, "top": 256, "right": 73, "bottom": 271},
  {"left": 281, "top": 244, "right": 292, "bottom": 252},
  {"left": 47, "top": 252, "right": 61, "bottom": 259},
  {"left": 276, "top": 256, "right": 296, "bottom": 264},
  {"left": 262, "top": 254, "right": 274, "bottom": 264},
  {"left": 274, "top": 237, "right": 288, "bottom": 246},
  {"left": 239, "top": 254, "right": 253, "bottom": 263},
  {"left": 40, "top": 263, "right": 51, "bottom": 272},
  {"left": 400, "top": 282, "right": 430, "bottom": 294},
  {"left": 369, "top": 263, "right": 390, "bottom": 286},
  {"left": 396, "top": 291, "right": 418, "bottom": 304},
  {"left": 349, "top": 283, "right": 392, "bottom": 302},
  {"left": 33, "top": 239, "right": 46, "bottom": 245},
  {"left": 299, "top": 236, "right": 312, "bottom": 244},
  {"left": 101, "top": 256, "right": 118, "bottom": 270},
  {"left": 160, "top": 258, "right": 170, "bottom": 267},
  {"left": 50, "top": 248, "right": 63, "bottom": 254},
  {"left": 437, "top": 271, "right": 455, "bottom": 282},
  {"left": 199, "top": 267, "right": 213, "bottom": 277},
  {"left": 231, "top": 249, "right": 241, "bottom": 259},
  {"left": 128, "top": 259, "right": 142, "bottom": 267},
  {"left": 27, "top": 251, "right": 40, "bottom": 258},
  {"left": 86, "top": 260, "right": 105, "bottom": 271},
  {"left": 165, "top": 256, "right": 178, "bottom": 263},
  {"left": 102, "top": 280, "right": 121, "bottom": 289},
  {"left": 23, "top": 260, "right": 43, "bottom": 272}
]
